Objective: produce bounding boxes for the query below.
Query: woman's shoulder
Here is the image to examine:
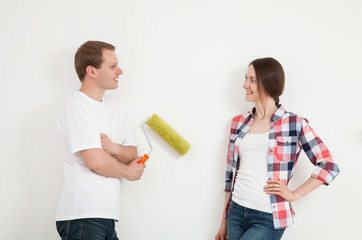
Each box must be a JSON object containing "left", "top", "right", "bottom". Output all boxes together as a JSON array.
[
  {"left": 282, "top": 110, "right": 310, "bottom": 124},
  {"left": 231, "top": 111, "right": 250, "bottom": 123}
]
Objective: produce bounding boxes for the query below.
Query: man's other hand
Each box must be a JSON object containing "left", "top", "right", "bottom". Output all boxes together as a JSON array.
[{"left": 125, "top": 157, "right": 146, "bottom": 181}]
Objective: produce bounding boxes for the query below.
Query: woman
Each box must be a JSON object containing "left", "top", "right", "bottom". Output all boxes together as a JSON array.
[{"left": 215, "top": 58, "right": 339, "bottom": 240}]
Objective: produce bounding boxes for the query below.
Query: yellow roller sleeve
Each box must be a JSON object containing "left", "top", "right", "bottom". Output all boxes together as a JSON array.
[{"left": 146, "top": 114, "right": 191, "bottom": 155}]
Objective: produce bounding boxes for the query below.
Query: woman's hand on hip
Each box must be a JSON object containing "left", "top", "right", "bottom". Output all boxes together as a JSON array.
[{"left": 264, "top": 179, "right": 297, "bottom": 202}]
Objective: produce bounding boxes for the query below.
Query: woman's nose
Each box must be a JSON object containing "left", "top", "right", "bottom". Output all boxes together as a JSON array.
[{"left": 243, "top": 81, "right": 248, "bottom": 89}]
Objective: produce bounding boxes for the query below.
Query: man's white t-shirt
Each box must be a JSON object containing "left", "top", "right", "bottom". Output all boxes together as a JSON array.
[{"left": 56, "top": 91, "right": 136, "bottom": 221}]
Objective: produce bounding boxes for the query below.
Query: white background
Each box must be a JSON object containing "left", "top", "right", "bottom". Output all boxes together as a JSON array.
[{"left": 1, "top": 0, "right": 361, "bottom": 239}]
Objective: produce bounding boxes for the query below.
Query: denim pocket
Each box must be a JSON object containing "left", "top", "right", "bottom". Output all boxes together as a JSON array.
[
  {"left": 227, "top": 201, "right": 236, "bottom": 218},
  {"left": 259, "top": 211, "right": 273, "bottom": 221},
  {"left": 56, "top": 220, "right": 70, "bottom": 239},
  {"left": 230, "top": 201, "right": 236, "bottom": 210}
]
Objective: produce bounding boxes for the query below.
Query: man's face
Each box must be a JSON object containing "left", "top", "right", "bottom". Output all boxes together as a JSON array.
[{"left": 95, "top": 49, "right": 123, "bottom": 90}]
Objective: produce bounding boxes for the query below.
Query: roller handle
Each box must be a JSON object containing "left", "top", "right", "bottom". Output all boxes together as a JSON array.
[{"left": 137, "top": 154, "right": 149, "bottom": 164}]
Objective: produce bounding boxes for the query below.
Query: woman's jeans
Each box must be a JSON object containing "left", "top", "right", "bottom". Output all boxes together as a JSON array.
[
  {"left": 227, "top": 201, "right": 285, "bottom": 240},
  {"left": 56, "top": 218, "right": 118, "bottom": 240}
]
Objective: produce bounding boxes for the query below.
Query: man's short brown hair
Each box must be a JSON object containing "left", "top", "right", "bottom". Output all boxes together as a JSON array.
[{"left": 74, "top": 41, "right": 115, "bottom": 81}]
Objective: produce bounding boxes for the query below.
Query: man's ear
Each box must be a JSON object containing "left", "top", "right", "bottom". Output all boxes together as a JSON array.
[{"left": 85, "top": 66, "right": 97, "bottom": 79}]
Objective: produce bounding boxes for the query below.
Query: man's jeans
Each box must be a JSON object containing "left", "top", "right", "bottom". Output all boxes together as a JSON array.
[
  {"left": 56, "top": 218, "right": 119, "bottom": 240},
  {"left": 227, "top": 201, "right": 286, "bottom": 240}
]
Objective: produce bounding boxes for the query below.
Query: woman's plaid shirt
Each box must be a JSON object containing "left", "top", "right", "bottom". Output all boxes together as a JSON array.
[{"left": 225, "top": 105, "right": 340, "bottom": 229}]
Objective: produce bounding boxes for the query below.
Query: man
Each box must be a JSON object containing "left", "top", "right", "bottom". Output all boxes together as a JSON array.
[{"left": 55, "top": 41, "right": 145, "bottom": 239}]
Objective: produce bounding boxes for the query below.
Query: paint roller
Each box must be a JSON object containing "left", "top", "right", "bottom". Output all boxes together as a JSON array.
[{"left": 137, "top": 114, "right": 191, "bottom": 164}]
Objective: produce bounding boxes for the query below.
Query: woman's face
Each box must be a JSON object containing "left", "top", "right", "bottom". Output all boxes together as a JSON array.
[{"left": 243, "top": 65, "right": 262, "bottom": 102}]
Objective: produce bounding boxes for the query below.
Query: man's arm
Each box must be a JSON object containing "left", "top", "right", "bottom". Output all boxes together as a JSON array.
[
  {"left": 80, "top": 148, "right": 145, "bottom": 180},
  {"left": 100, "top": 134, "right": 137, "bottom": 164}
]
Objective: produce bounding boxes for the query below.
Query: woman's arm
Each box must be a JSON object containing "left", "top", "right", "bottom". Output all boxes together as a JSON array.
[
  {"left": 265, "top": 117, "right": 340, "bottom": 202},
  {"left": 264, "top": 177, "right": 323, "bottom": 202},
  {"left": 215, "top": 192, "right": 231, "bottom": 240},
  {"left": 299, "top": 118, "right": 340, "bottom": 185}
]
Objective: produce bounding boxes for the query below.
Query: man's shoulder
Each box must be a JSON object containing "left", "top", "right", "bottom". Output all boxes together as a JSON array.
[{"left": 59, "top": 92, "right": 91, "bottom": 115}]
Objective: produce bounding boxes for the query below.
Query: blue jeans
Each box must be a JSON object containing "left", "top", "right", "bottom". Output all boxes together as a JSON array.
[
  {"left": 227, "top": 201, "right": 285, "bottom": 240},
  {"left": 56, "top": 218, "right": 119, "bottom": 240}
]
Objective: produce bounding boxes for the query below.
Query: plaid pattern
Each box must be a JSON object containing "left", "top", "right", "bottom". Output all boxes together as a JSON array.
[{"left": 225, "top": 105, "right": 339, "bottom": 229}]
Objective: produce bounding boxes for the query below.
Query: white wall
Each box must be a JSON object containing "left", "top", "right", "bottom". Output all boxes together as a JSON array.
[{"left": 1, "top": 0, "right": 361, "bottom": 239}]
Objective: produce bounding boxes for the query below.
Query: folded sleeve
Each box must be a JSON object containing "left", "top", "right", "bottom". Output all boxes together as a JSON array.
[{"left": 299, "top": 118, "right": 340, "bottom": 185}]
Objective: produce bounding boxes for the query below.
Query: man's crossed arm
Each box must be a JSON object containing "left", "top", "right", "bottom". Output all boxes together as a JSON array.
[{"left": 79, "top": 134, "right": 145, "bottom": 180}]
